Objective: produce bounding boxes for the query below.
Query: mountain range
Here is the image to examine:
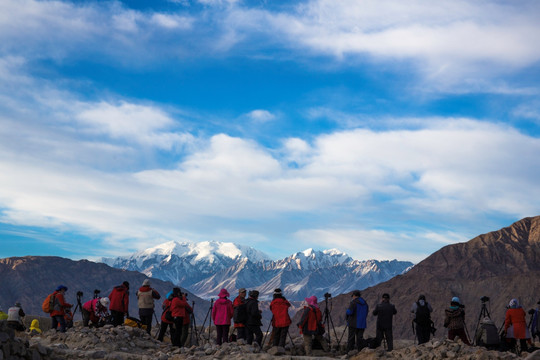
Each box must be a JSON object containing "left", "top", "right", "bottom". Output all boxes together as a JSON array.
[
  {"left": 102, "top": 241, "right": 413, "bottom": 301},
  {"left": 0, "top": 256, "right": 210, "bottom": 323}
]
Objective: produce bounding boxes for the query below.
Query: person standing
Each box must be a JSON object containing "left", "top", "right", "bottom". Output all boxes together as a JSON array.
[
  {"left": 346, "top": 290, "right": 369, "bottom": 351},
  {"left": 109, "top": 281, "right": 130, "bottom": 326},
  {"left": 7, "top": 302, "right": 26, "bottom": 331},
  {"left": 297, "top": 295, "right": 329, "bottom": 356},
  {"left": 373, "top": 293, "right": 397, "bottom": 351},
  {"left": 245, "top": 290, "right": 263, "bottom": 346},
  {"left": 444, "top": 296, "right": 470, "bottom": 345},
  {"left": 270, "top": 288, "right": 292, "bottom": 348},
  {"left": 50, "top": 285, "right": 72, "bottom": 332},
  {"left": 170, "top": 287, "right": 188, "bottom": 347},
  {"left": 504, "top": 298, "right": 528, "bottom": 353},
  {"left": 233, "top": 288, "right": 248, "bottom": 341},
  {"left": 157, "top": 290, "right": 175, "bottom": 342},
  {"left": 137, "top": 279, "right": 161, "bottom": 335},
  {"left": 411, "top": 294, "right": 433, "bottom": 344},
  {"left": 212, "top": 288, "right": 234, "bottom": 345}
]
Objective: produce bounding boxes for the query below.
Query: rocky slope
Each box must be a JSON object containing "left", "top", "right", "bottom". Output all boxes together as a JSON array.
[
  {"left": 0, "top": 256, "right": 210, "bottom": 323},
  {"left": 2, "top": 319, "right": 538, "bottom": 360},
  {"left": 316, "top": 216, "right": 540, "bottom": 341}
]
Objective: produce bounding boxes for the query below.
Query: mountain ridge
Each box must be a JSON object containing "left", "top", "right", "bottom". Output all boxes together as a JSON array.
[{"left": 103, "top": 241, "right": 413, "bottom": 301}]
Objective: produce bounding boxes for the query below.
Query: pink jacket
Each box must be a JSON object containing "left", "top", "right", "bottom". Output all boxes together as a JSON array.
[{"left": 212, "top": 298, "right": 233, "bottom": 325}]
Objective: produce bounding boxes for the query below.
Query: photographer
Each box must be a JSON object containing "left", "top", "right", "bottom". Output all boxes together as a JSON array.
[
  {"left": 444, "top": 297, "right": 470, "bottom": 345},
  {"left": 82, "top": 297, "right": 110, "bottom": 327},
  {"left": 346, "top": 290, "right": 368, "bottom": 351}
]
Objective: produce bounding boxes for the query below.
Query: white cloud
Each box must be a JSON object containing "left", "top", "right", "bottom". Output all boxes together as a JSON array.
[
  {"left": 75, "top": 101, "right": 193, "bottom": 150},
  {"left": 245, "top": 109, "right": 276, "bottom": 124},
  {"left": 293, "top": 228, "right": 463, "bottom": 262}
]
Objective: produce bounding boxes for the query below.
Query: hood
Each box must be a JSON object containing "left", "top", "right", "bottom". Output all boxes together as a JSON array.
[
  {"left": 218, "top": 288, "right": 230, "bottom": 298},
  {"left": 138, "top": 286, "right": 151, "bottom": 292},
  {"left": 305, "top": 296, "right": 318, "bottom": 308}
]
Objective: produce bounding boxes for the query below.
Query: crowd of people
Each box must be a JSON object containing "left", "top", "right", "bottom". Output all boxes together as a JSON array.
[{"left": 1, "top": 283, "right": 539, "bottom": 356}]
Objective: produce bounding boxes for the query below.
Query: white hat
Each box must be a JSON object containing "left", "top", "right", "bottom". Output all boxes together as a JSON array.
[
  {"left": 143, "top": 279, "right": 151, "bottom": 286},
  {"left": 100, "top": 297, "right": 110, "bottom": 307}
]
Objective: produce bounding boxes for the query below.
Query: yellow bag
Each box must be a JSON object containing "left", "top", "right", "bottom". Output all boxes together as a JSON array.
[{"left": 124, "top": 317, "right": 147, "bottom": 329}]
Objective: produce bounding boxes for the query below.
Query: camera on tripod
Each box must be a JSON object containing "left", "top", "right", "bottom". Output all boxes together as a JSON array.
[
  {"left": 76, "top": 291, "right": 83, "bottom": 299},
  {"left": 324, "top": 292, "right": 332, "bottom": 299},
  {"left": 94, "top": 289, "right": 101, "bottom": 299},
  {"left": 480, "top": 296, "right": 490, "bottom": 303}
]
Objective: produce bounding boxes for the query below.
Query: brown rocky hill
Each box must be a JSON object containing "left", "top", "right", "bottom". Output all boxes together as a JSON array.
[
  {"left": 309, "top": 216, "right": 540, "bottom": 341},
  {"left": 0, "top": 256, "right": 210, "bottom": 323}
]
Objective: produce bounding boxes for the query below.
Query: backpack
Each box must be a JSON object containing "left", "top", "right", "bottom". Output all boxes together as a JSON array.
[
  {"left": 415, "top": 301, "right": 431, "bottom": 326},
  {"left": 233, "top": 302, "right": 247, "bottom": 324},
  {"left": 42, "top": 292, "right": 56, "bottom": 313},
  {"left": 478, "top": 322, "right": 500, "bottom": 346}
]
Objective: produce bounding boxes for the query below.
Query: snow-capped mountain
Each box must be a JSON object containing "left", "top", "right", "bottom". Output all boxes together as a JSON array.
[
  {"left": 101, "top": 240, "right": 271, "bottom": 288},
  {"left": 102, "top": 241, "right": 413, "bottom": 301}
]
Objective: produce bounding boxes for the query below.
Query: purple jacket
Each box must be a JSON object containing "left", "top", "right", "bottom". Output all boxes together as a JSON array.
[{"left": 212, "top": 298, "right": 233, "bottom": 325}]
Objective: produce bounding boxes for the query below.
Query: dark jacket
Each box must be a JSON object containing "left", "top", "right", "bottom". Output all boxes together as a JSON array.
[
  {"left": 444, "top": 306, "right": 465, "bottom": 330},
  {"left": 346, "top": 297, "right": 368, "bottom": 329},
  {"left": 245, "top": 297, "right": 262, "bottom": 326},
  {"left": 373, "top": 301, "right": 397, "bottom": 330}
]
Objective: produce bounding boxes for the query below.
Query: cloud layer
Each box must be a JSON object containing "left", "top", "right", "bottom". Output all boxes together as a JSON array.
[{"left": 0, "top": 0, "right": 539, "bottom": 261}]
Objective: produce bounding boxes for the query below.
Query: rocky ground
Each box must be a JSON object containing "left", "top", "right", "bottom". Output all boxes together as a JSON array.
[{"left": 2, "top": 320, "right": 540, "bottom": 360}]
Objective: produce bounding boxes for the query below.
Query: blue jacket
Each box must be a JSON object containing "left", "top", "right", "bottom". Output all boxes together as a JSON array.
[{"left": 346, "top": 297, "right": 368, "bottom": 329}]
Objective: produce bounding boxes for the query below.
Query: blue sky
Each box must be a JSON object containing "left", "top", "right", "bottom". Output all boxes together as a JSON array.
[{"left": 1, "top": 0, "right": 539, "bottom": 263}]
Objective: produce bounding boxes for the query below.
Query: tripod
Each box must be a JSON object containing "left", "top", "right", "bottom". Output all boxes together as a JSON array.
[
  {"left": 198, "top": 299, "right": 213, "bottom": 343},
  {"left": 322, "top": 293, "right": 340, "bottom": 349},
  {"left": 474, "top": 299, "right": 491, "bottom": 345},
  {"left": 190, "top": 301, "right": 200, "bottom": 346},
  {"left": 72, "top": 291, "right": 84, "bottom": 318}
]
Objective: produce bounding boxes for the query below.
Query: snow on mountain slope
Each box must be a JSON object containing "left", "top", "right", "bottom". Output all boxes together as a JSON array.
[
  {"left": 101, "top": 240, "right": 271, "bottom": 287},
  {"left": 102, "top": 241, "right": 413, "bottom": 300}
]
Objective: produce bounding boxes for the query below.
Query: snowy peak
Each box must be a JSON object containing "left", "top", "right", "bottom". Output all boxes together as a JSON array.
[
  {"left": 102, "top": 241, "right": 413, "bottom": 301},
  {"left": 284, "top": 248, "right": 353, "bottom": 270}
]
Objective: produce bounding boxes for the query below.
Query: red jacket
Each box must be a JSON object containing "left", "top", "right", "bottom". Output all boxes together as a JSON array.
[
  {"left": 50, "top": 291, "right": 72, "bottom": 317},
  {"left": 505, "top": 307, "right": 527, "bottom": 339},
  {"left": 270, "top": 297, "right": 291, "bottom": 327},
  {"left": 171, "top": 295, "right": 188, "bottom": 318},
  {"left": 212, "top": 298, "right": 233, "bottom": 325},
  {"left": 233, "top": 296, "right": 246, "bottom": 328},
  {"left": 161, "top": 299, "right": 173, "bottom": 324},
  {"left": 298, "top": 306, "right": 322, "bottom": 335},
  {"left": 109, "top": 285, "right": 129, "bottom": 313}
]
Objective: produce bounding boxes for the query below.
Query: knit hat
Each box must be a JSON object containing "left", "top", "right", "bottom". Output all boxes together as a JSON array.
[
  {"left": 122, "top": 281, "right": 130, "bottom": 289},
  {"left": 56, "top": 285, "right": 68, "bottom": 292},
  {"left": 218, "top": 288, "right": 230, "bottom": 298},
  {"left": 382, "top": 293, "right": 390, "bottom": 299},
  {"left": 273, "top": 288, "right": 282, "bottom": 295},
  {"left": 142, "top": 279, "right": 150, "bottom": 286},
  {"left": 238, "top": 288, "right": 246, "bottom": 293},
  {"left": 15, "top": 302, "right": 21, "bottom": 307},
  {"left": 305, "top": 296, "right": 318, "bottom": 307},
  {"left": 418, "top": 294, "right": 426, "bottom": 301},
  {"left": 249, "top": 290, "right": 259, "bottom": 298},
  {"left": 352, "top": 290, "right": 361, "bottom": 297},
  {"left": 451, "top": 296, "right": 460, "bottom": 304}
]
